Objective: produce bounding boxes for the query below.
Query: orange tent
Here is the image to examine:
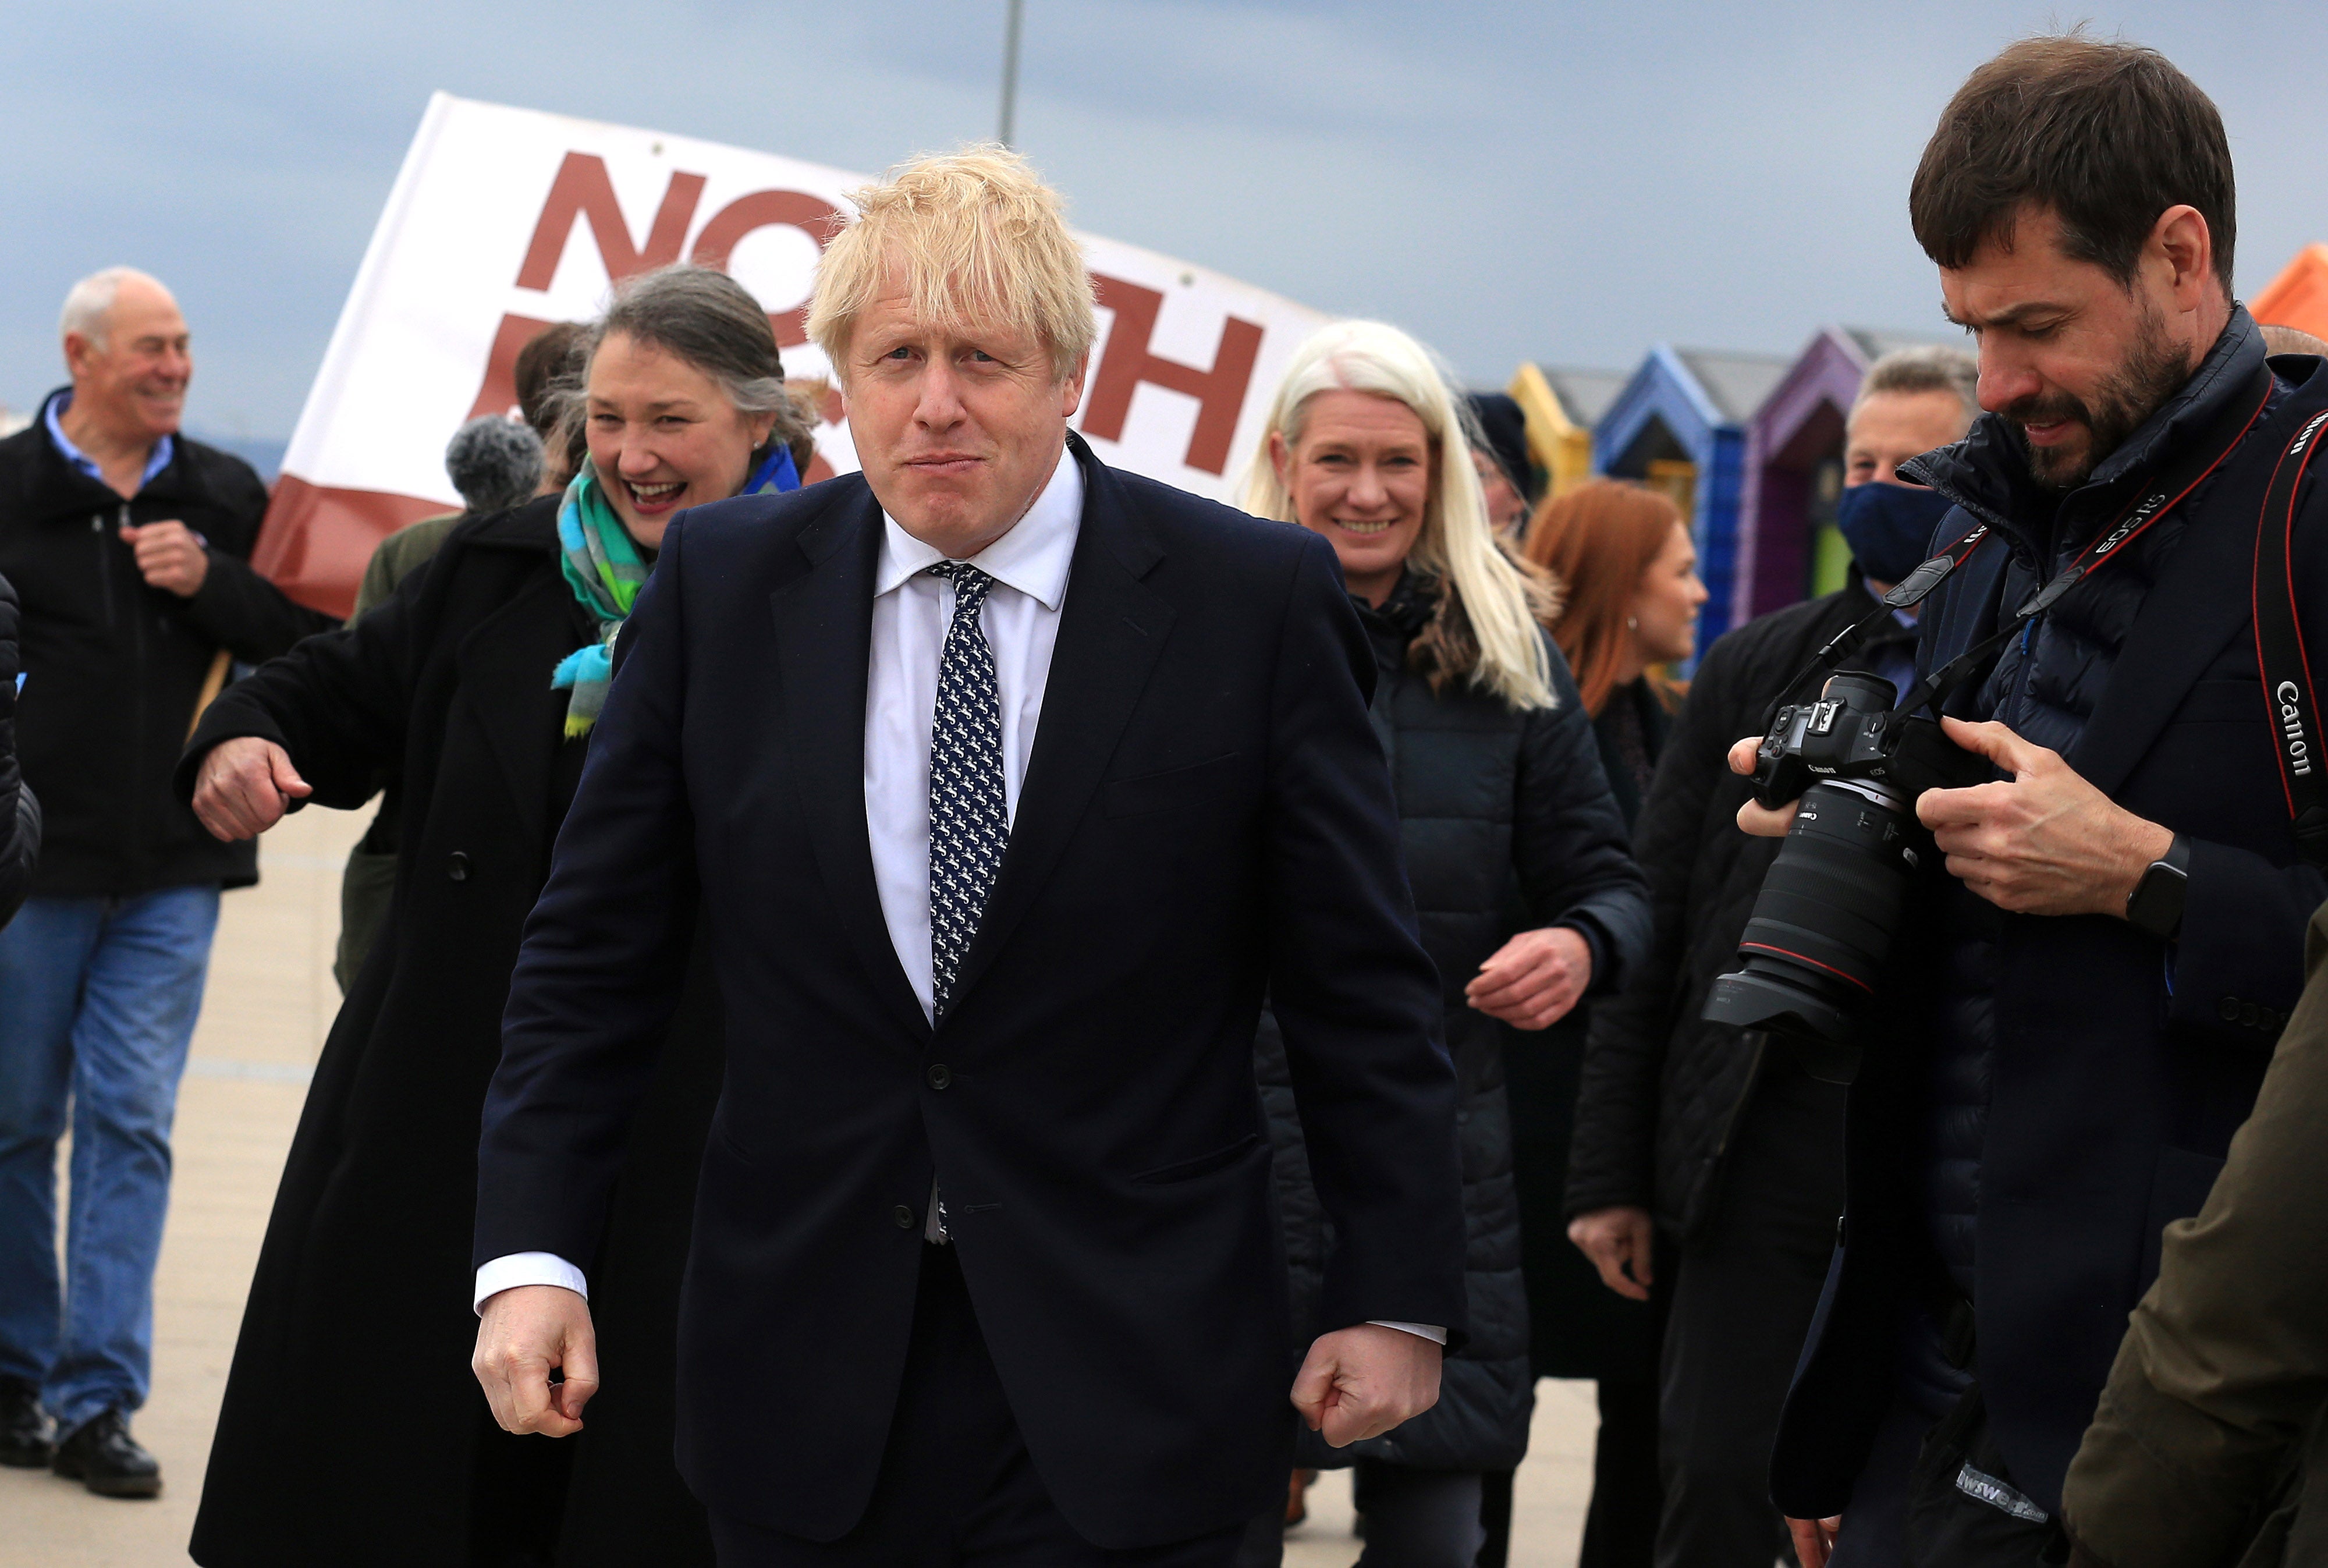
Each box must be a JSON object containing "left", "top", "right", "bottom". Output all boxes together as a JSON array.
[{"left": 2253, "top": 245, "right": 2328, "bottom": 339}]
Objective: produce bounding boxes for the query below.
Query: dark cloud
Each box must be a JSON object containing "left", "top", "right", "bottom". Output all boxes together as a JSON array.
[{"left": 4, "top": 1, "right": 2324, "bottom": 438}]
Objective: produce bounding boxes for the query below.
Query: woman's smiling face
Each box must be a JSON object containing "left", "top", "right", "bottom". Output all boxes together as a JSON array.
[
  {"left": 584, "top": 331, "right": 776, "bottom": 549},
  {"left": 1270, "top": 389, "right": 1434, "bottom": 606}
]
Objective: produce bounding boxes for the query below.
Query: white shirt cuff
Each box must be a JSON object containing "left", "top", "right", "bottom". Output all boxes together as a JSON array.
[
  {"left": 474, "top": 1251, "right": 589, "bottom": 1314},
  {"left": 1368, "top": 1320, "right": 1448, "bottom": 1345}
]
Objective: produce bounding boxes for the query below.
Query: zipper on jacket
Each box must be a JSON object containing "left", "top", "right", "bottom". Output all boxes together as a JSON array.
[
  {"left": 118, "top": 501, "right": 154, "bottom": 877},
  {"left": 119, "top": 504, "right": 146, "bottom": 665},
  {"left": 92, "top": 513, "right": 116, "bottom": 629}
]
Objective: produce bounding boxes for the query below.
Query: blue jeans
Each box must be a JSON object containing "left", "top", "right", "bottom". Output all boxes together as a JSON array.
[{"left": 0, "top": 886, "right": 219, "bottom": 1429}]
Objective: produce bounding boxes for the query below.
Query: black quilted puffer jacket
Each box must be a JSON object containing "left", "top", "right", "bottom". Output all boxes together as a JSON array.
[
  {"left": 1256, "top": 572, "right": 1649, "bottom": 1471},
  {"left": 1564, "top": 579, "right": 1913, "bottom": 1236},
  {"left": 0, "top": 572, "right": 40, "bottom": 927}
]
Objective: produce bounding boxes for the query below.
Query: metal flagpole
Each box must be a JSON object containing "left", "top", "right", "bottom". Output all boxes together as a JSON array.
[{"left": 998, "top": 0, "right": 1025, "bottom": 147}]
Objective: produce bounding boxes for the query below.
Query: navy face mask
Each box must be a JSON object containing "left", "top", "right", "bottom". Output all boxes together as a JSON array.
[{"left": 1833, "top": 480, "right": 1956, "bottom": 586}]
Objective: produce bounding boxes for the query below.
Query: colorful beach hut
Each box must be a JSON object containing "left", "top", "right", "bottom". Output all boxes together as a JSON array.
[
  {"left": 1507, "top": 363, "right": 1627, "bottom": 501},
  {"left": 2254, "top": 245, "right": 2328, "bottom": 341},
  {"left": 1592, "top": 346, "right": 1789, "bottom": 654},
  {"left": 1733, "top": 328, "right": 1946, "bottom": 627}
]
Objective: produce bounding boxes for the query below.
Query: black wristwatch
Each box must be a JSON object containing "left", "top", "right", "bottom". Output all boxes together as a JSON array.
[{"left": 2124, "top": 834, "right": 2191, "bottom": 939}]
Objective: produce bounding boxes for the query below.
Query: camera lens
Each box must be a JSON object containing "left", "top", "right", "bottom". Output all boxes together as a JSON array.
[{"left": 1704, "top": 778, "right": 1920, "bottom": 1045}]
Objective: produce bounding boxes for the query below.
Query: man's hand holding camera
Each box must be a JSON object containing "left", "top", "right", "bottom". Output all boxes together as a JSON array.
[{"left": 1729, "top": 716, "right": 2171, "bottom": 917}]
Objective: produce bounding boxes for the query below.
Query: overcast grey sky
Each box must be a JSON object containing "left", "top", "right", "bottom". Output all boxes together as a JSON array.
[{"left": 3, "top": 1, "right": 2320, "bottom": 441}]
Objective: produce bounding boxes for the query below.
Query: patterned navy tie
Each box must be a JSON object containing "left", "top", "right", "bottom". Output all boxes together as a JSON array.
[{"left": 927, "top": 562, "right": 1009, "bottom": 1024}]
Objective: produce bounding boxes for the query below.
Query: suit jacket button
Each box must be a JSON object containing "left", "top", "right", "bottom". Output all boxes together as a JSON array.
[
  {"left": 892, "top": 1205, "right": 915, "bottom": 1229},
  {"left": 448, "top": 851, "right": 471, "bottom": 882},
  {"left": 2240, "top": 1003, "right": 2260, "bottom": 1028},
  {"left": 2218, "top": 996, "right": 2241, "bottom": 1023},
  {"left": 926, "top": 1063, "right": 952, "bottom": 1090}
]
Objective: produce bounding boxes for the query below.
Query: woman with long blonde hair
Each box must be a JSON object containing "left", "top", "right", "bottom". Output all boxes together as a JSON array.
[{"left": 1236, "top": 320, "right": 1649, "bottom": 1566}]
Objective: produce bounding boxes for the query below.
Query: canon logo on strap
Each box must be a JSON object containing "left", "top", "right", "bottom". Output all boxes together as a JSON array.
[{"left": 2279, "top": 680, "right": 2313, "bottom": 776}]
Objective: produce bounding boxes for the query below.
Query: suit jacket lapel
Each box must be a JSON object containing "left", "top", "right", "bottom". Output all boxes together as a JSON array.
[
  {"left": 2069, "top": 496, "right": 2261, "bottom": 798},
  {"left": 771, "top": 488, "right": 932, "bottom": 1041},
  {"left": 947, "top": 448, "right": 1174, "bottom": 1013}
]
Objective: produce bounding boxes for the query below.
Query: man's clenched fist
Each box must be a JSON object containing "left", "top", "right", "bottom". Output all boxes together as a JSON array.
[
  {"left": 121, "top": 520, "right": 209, "bottom": 597},
  {"left": 1290, "top": 1323, "right": 1442, "bottom": 1448},
  {"left": 474, "top": 1285, "right": 598, "bottom": 1438},
  {"left": 192, "top": 736, "right": 311, "bottom": 840}
]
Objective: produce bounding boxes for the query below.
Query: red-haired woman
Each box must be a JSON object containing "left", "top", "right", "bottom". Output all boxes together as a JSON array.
[
  {"left": 1527, "top": 480, "right": 1706, "bottom": 822},
  {"left": 1491, "top": 479, "right": 1705, "bottom": 1566}
]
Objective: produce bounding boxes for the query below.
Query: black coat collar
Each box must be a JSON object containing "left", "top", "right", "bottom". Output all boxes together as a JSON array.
[
  {"left": 23, "top": 385, "right": 219, "bottom": 515},
  {"left": 1911, "top": 306, "right": 2267, "bottom": 560},
  {"left": 1911, "top": 308, "right": 2320, "bottom": 801},
  {"left": 460, "top": 492, "right": 563, "bottom": 551}
]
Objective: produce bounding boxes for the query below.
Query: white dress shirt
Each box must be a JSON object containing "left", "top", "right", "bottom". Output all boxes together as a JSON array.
[{"left": 474, "top": 447, "right": 1439, "bottom": 1343}]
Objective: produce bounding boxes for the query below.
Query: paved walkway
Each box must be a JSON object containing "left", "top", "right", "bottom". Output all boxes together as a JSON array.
[{"left": 3, "top": 803, "right": 1602, "bottom": 1566}]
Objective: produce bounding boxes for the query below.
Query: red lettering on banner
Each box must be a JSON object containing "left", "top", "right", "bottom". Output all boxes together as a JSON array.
[
  {"left": 465, "top": 313, "right": 557, "bottom": 424},
  {"left": 689, "top": 190, "right": 844, "bottom": 347},
  {"left": 516, "top": 152, "right": 706, "bottom": 290},
  {"left": 1081, "top": 275, "right": 1264, "bottom": 476}
]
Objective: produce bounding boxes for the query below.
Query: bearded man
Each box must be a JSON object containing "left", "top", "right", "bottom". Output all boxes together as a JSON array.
[{"left": 1724, "top": 37, "right": 2328, "bottom": 1568}]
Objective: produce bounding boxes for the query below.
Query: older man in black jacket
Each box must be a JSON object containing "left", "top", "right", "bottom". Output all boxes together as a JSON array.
[
  {"left": 1563, "top": 345, "right": 1975, "bottom": 1568},
  {"left": 1725, "top": 39, "right": 2328, "bottom": 1567},
  {"left": 0, "top": 268, "right": 334, "bottom": 1495}
]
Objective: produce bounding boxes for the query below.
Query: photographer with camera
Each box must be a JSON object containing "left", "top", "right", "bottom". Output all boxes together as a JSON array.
[
  {"left": 1560, "top": 346, "right": 1975, "bottom": 1568},
  {"left": 1717, "top": 37, "right": 2328, "bottom": 1567}
]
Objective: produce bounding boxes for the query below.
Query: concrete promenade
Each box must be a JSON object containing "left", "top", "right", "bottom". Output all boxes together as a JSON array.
[{"left": 2, "top": 802, "right": 1600, "bottom": 1566}]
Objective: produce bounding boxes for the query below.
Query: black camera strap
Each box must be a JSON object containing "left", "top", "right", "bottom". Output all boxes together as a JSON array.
[
  {"left": 1756, "top": 528, "right": 1992, "bottom": 727},
  {"left": 2252, "top": 399, "right": 2328, "bottom": 865},
  {"left": 1889, "top": 363, "right": 2277, "bottom": 719}
]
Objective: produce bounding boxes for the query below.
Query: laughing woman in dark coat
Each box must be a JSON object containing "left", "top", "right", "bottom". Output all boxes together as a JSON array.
[
  {"left": 176, "top": 267, "right": 809, "bottom": 1568},
  {"left": 1238, "top": 321, "right": 1651, "bottom": 1567}
]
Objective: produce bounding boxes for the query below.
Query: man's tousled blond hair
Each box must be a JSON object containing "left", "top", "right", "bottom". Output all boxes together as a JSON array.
[{"left": 806, "top": 145, "right": 1098, "bottom": 385}]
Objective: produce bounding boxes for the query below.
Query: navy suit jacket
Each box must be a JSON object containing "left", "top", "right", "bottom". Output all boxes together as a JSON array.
[
  {"left": 1773, "top": 343, "right": 2328, "bottom": 1520},
  {"left": 474, "top": 438, "right": 1466, "bottom": 1548}
]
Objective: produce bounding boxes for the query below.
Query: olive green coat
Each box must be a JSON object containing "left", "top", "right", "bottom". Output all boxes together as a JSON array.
[{"left": 2063, "top": 903, "right": 2328, "bottom": 1567}]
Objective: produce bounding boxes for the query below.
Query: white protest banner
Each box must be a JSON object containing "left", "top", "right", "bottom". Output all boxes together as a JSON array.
[{"left": 255, "top": 93, "right": 1332, "bottom": 616}]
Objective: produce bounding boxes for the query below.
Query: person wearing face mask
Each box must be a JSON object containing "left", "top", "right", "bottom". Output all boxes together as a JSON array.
[
  {"left": 1238, "top": 321, "right": 1651, "bottom": 1568},
  {"left": 1561, "top": 346, "right": 1975, "bottom": 1568},
  {"left": 175, "top": 265, "right": 807, "bottom": 1568}
]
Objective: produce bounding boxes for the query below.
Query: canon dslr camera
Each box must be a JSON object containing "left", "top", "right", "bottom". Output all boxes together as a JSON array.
[{"left": 1702, "top": 672, "right": 1985, "bottom": 1046}]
